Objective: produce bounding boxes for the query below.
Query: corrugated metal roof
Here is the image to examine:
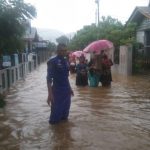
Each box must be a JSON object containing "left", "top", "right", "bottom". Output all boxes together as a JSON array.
[
  {"left": 138, "top": 7, "right": 150, "bottom": 18},
  {"left": 127, "top": 6, "right": 150, "bottom": 24}
]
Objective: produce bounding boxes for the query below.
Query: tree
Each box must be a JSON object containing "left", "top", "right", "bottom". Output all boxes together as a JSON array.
[
  {"left": 0, "top": 0, "right": 36, "bottom": 54},
  {"left": 68, "top": 16, "right": 137, "bottom": 64},
  {"left": 48, "top": 42, "right": 57, "bottom": 51},
  {"left": 68, "top": 24, "right": 97, "bottom": 50},
  {"left": 97, "top": 16, "right": 123, "bottom": 47},
  {"left": 68, "top": 16, "right": 137, "bottom": 51},
  {"left": 68, "top": 17, "right": 123, "bottom": 51},
  {"left": 120, "top": 22, "right": 137, "bottom": 45},
  {"left": 56, "top": 35, "right": 69, "bottom": 45}
]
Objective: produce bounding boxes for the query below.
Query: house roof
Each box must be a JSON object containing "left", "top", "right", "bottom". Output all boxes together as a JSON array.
[{"left": 126, "top": 6, "right": 150, "bottom": 25}]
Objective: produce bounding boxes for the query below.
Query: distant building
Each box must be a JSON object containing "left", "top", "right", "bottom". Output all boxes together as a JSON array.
[
  {"left": 126, "top": 2, "right": 150, "bottom": 56},
  {"left": 23, "top": 20, "right": 49, "bottom": 53},
  {"left": 33, "top": 38, "right": 49, "bottom": 49},
  {"left": 23, "top": 21, "right": 39, "bottom": 53}
]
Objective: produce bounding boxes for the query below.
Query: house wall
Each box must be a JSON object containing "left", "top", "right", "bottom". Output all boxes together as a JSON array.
[
  {"left": 136, "top": 18, "right": 150, "bottom": 56},
  {"left": 138, "top": 18, "right": 150, "bottom": 30},
  {"left": 136, "top": 18, "right": 150, "bottom": 45},
  {"left": 136, "top": 31, "right": 145, "bottom": 44}
]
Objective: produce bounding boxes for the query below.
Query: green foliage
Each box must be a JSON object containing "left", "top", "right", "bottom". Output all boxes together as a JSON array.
[
  {"left": 68, "top": 16, "right": 137, "bottom": 52},
  {"left": 68, "top": 24, "right": 97, "bottom": 50},
  {"left": 132, "top": 42, "right": 146, "bottom": 73},
  {"left": 48, "top": 42, "right": 57, "bottom": 51},
  {"left": 0, "top": 0, "right": 36, "bottom": 54},
  {"left": 97, "top": 16, "right": 124, "bottom": 47},
  {"left": 120, "top": 23, "right": 137, "bottom": 45}
]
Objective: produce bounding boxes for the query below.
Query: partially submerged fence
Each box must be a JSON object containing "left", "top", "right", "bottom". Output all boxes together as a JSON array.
[
  {"left": 132, "top": 46, "right": 150, "bottom": 73},
  {"left": 0, "top": 60, "right": 35, "bottom": 94},
  {"left": 0, "top": 48, "right": 52, "bottom": 94},
  {"left": 112, "top": 45, "right": 133, "bottom": 76}
]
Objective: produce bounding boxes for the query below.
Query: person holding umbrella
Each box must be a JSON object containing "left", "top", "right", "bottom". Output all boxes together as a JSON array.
[
  {"left": 76, "top": 54, "right": 88, "bottom": 86},
  {"left": 100, "top": 54, "right": 113, "bottom": 86},
  {"left": 83, "top": 39, "right": 114, "bottom": 86}
]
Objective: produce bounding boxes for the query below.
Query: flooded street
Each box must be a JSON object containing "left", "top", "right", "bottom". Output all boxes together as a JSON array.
[{"left": 0, "top": 63, "right": 150, "bottom": 150}]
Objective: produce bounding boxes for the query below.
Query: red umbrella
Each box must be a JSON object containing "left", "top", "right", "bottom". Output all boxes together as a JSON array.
[
  {"left": 83, "top": 39, "right": 113, "bottom": 54},
  {"left": 72, "top": 50, "right": 85, "bottom": 58}
]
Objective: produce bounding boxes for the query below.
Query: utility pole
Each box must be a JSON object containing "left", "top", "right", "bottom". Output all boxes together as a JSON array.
[
  {"left": 95, "top": 0, "right": 100, "bottom": 39},
  {"left": 95, "top": 0, "right": 100, "bottom": 25}
]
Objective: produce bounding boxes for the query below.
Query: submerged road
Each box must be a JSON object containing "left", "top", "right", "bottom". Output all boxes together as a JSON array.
[{"left": 0, "top": 63, "right": 150, "bottom": 150}]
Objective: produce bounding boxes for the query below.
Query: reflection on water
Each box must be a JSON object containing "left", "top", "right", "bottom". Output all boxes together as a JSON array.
[{"left": 0, "top": 63, "right": 150, "bottom": 150}]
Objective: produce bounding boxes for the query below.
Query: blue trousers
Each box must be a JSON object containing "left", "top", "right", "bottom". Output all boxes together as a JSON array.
[{"left": 49, "top": 87, "right": 71, "bottom": 124}]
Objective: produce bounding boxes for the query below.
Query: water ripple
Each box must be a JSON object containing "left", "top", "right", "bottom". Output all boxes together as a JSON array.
[{"left": 0, "top": 63, "right": 150, "bottom": 150}]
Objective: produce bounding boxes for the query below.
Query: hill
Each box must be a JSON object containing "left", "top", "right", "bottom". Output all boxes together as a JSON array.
[
  {"left": 36, "top": 28, "right": 64, "bottom": 43},
  {"left": 36, "top": 28, "right": 76, "bottom": 43}
]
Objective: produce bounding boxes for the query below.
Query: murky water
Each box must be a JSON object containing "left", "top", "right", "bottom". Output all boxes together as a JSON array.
[{"left": 0, "top": 63, "right": 150, "bottom": 150}]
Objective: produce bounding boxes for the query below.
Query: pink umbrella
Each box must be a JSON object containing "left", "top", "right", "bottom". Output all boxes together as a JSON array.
[
  {"left": 83, "top": 39, "right": 113, "bottom": 54},
  {"left": 72, "top": 50, "right": 85, "bottom": 58}
]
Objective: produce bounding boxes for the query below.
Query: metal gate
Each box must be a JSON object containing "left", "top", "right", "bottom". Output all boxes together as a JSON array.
[{"left": 132, "top": 45, "right": 150, "bottom": 73}]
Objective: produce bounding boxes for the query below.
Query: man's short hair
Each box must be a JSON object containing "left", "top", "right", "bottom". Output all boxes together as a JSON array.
[{"left": 57, "top": 43, "right": 67, "bottom": 51}]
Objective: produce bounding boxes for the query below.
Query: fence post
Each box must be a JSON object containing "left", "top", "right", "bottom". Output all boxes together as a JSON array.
[
  {"left": 0, "top": 51, "right": 42, "bottom": 93},
  {"left": 0, "top": 70, "right": 2, "bottom": 94},
  {"left": 119, "top": 45, "right": 132, "bottom": 75}
]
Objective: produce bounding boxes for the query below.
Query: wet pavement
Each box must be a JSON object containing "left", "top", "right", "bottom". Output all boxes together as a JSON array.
[{"left": 0, "top": 63, "right": 150, "bottom": 150}]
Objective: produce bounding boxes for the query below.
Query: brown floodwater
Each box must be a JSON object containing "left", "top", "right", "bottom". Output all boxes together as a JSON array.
[{"left": 0, "top": 63, "right": 150, "bottom": 150}]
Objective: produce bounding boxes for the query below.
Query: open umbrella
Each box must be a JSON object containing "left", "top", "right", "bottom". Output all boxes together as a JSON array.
[
  {"left": 72, "top": 50, "right": 85, "bottom": 58},
  {"left": 83, "top": 39, "right": 113, "bottom": 54}
]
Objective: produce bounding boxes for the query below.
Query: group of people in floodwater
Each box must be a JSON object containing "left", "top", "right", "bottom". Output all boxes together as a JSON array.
[
  {"left": 47, "top": 43, "right": 113, "bottom": 124},
  {"left": 69, "top": 50, "right": 113, "bottom": 87}
]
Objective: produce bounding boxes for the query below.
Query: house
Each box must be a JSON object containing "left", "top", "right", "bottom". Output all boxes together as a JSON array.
[
  {"left": 23, "top": 20, "right": 50, "bottom": 53},
  {"left": 24, "top": 27, "right": 39, "bottom": 53},
  {"left": 23, "top": 20, "right": 39, "bottom": 53},
  {"left": 126, "top": 2, "right": 150, "bottom": 56},
  {"left": 33, "top": 38, "right": 49, "bottom": 49}
]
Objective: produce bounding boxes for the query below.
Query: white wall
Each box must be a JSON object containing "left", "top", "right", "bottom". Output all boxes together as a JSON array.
[
  {"left": 136, "top": 31, "right": 145, "bottom": 44},
  {"left": 112, "top": 45, "right": 132, "bottom": 76},
  {"left": 119, "top": 45, "right": 132, "bottom": 75}
]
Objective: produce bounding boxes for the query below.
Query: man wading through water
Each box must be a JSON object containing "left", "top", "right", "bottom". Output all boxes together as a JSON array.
[{"left": 47, "top": 43, "right": 74, "bottom": 124}]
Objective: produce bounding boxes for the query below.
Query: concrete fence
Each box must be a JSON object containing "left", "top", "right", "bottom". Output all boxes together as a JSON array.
[
  {"left": 112, "top": 45, "right": 132, "bottom": 76},
  {"left": 0, "top": 48, "right": 52, "bottom": 94},
  {"left": 0, "top": 61, "right": 35, "bottom": 94}
]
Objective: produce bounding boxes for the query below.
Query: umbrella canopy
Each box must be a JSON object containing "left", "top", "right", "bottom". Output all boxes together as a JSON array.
[
  {"left": 83, "top": 39, "right": 113, "bottom": 54},
  {"left": 71, "top": 50, "right": 85, "bottom": 58}
]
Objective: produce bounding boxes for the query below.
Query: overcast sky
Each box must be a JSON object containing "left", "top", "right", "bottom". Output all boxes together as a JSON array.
[{"left": 25, "top": 0, "right": 149, "bottom": 34}]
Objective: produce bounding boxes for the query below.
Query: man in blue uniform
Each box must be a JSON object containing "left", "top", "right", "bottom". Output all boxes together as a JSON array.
[{"left": 47, "top": 43, "right": 74, "bottom": 124}]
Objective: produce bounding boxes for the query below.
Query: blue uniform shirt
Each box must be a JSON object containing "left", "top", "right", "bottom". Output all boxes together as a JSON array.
[{"left": 47, "top": 55, "right": 70, "bottom": 89}]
